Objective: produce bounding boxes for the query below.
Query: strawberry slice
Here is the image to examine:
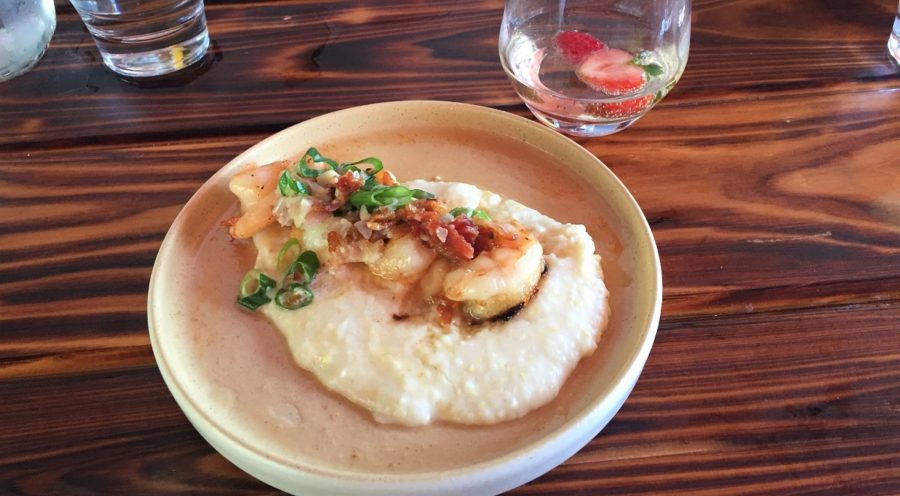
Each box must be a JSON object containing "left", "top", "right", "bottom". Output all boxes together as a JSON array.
[
  {"left": 554, "top": 30, "right": 606, "bottom": 65},
  {"left": 590, "top": 94, "right": 654, "bottom": 119},
  {"left": 576, "top": 48, "right": 646, "bottom": 96}
]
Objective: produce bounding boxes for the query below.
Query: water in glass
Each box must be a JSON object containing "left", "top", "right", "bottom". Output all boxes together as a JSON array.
[{"left": 69, "top": 0, "right": 209, "bottom": 77}]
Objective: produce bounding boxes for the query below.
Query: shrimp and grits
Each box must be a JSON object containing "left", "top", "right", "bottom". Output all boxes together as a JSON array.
[{"left": 226, "top": 148, "right": 610, "bottom": 426}]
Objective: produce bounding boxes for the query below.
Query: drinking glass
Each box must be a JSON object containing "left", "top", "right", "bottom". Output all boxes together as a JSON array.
[
  {"left": 890, "top": 0, "right": 900, "bottom": 65},
  {"left": 69, "top": 0, "right": 209, "bottom": 78},
  {"left": 0, "top": 0, "right": 56, "bottom": 82},
  {"left": 500, "top": 0, "right": 691, "bottom": 137}
]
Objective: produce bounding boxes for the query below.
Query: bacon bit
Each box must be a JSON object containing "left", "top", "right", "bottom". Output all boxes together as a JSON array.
[
  {"left": 327, "top": 231, "right": 342, "bottom": 252},
  {"left": 336, "top": 171, "right": 364, "bottom": 194},
  {"left": 443, "top": 226, "right": 475, "bottom": 260},
  {"left": 471, "top": 221, "right": 523, "bottom": 255},
  {"left": 473, "top": 229, "right": 494, "bottom": 255},
  {"left": 400, "top": 200, "right": 476, "bottom": 262},
  {"left": 366, "top": 207, "right": 400, "bottom": 231},
  {"left": 450, "top": 216, "right": 478, "bottom": 245},
  {"left": 392, "top": 313, "right": 409, "bottom": 321},
  {"left": 325, "top": 171, "right": 366, "bottom": 212},
  {"left": 435, "top": 299, "right": 457, "bottom": 326}
]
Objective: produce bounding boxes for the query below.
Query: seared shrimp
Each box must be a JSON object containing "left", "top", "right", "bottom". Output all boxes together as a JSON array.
[
  {"left": 227, "top": 161, "right": 289, "bottom": 239},
  {"left": 442, "top": 230, "right": 545, "bottom": 322},
  {"left": 368, "top": 234, "right": 436, "bottom": 281}
]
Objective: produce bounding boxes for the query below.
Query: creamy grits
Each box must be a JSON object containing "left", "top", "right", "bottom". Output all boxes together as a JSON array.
[{"left": 227, "top": 151, "right": 609, "bottom": 426}]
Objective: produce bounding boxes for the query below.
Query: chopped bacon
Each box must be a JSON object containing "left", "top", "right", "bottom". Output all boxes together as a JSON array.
[
  {"left": 400, "top": 200, "right": 476, "bottom": 261},
  {"left": 435, "top": 299, "right": 458, "bottom": 326},
  {"left": 473, "top": 229, "right": 494, "bottom": 255},
  {"left": 366, "top": 207, "right": 401, "bottom": 231},
  {"left": 327, "top": 231, "right": 342, "bottom": 252},
  {"left": 324, "top": 171, "right": 366, "bottom": 212},
  {"left": 450, "top": 216, "right": 478, "bottom": 245},
  {"left": 471, "top": 220, "right": 523, "bottom": 255},
  {"left": 336, "top": 171, "right": 365, "bottom": 194},
  {"left": 443, "top": 225, "right": 475, "bottom": 260}
]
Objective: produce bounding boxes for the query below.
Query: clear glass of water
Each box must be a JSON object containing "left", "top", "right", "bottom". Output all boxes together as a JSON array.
[
  {"left": 69, "top": 0, "right": 210, "bottom": 78},
  {"left": 890, "top": 0, "right": 900, "bottom": 65},
  {"left": 0, "top": 0, "right": 56, "bottom": 82},
  {"left": 500, "top": 0, "right": 691, "bottom": 137}
]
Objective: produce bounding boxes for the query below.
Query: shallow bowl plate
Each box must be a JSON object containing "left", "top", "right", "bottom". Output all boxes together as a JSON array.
[{"left": 148, "top": 101, "right": 662, "bottom": 495}]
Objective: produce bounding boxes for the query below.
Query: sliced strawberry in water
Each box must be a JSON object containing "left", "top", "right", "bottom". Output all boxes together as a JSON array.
[
  {"left": 554, "top": 30, "right": 606, "bottom": 65},
  {"left": 576, "top": 48, "right": 646, "bottom": 96},
  {"left": 591, "top": 94, "right": 654, "bottom": 119}
]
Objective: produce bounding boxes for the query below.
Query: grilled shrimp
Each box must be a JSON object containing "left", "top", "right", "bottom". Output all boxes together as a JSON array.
[
  {"left": 442, "top": 230, "right": 545, "bottom": 322},
  {"left": 368, "top": 233, "right": 437, "bottom": 281},
  {"left": 226, "top": 161, "right": 289, "bottom": 239}
]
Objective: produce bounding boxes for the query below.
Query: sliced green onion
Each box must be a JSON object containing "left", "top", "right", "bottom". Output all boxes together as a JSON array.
[
  {"left": 275, "top": 283, "right": 314, "bottom": 310},
  {"left": 297, "top": 147, "right": 339, "bottom": 178},
  {"left": 237, "top": 269, "right": 276, "bottom": 311},
  {"left": 276, "top": 238, "right": 302, "bottom": 273},
  {"left": 285, "top": 250, "right": 320, "bottom": 285},
  {"left": 412, "top": 189, "right": 435, "bottom": 200},
  {"left": 349, "top": 185, "right": 434, "bottom": 210},
  {"left": 348, "top": 185, "right": 397, "bottom": 209},
  {"left": 278, "top": 170, "right": 310, "bottom": 197},
  {"left": 341, "top": 157, "right": 383, "bottom": 176},
  {"left": 450, "top": 207, "right": 491, "bottom": 221}
]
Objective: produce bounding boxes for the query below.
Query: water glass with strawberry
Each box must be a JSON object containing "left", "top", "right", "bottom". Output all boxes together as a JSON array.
[{"left": 499, "top": 0, "right": 691, "bottom": 137}]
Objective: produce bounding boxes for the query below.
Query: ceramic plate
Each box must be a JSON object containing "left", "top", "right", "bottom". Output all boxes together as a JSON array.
[{"left": 148, "top": 101, "right": 661, "bottom": 495}]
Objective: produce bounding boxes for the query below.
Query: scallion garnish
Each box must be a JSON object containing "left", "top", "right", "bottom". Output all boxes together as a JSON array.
[
  {"left": 285, "top": 250, "right": 320, "bottom": 285},
  {"left": 278, "top": 170, "right": 310, "bottom": 197},
  {"left": 237, "top": 270, "right": 276, "bottom": 311},
  {"left": 275, "top": 283, "right": 314, "bottom": 310},
  {"left": 297, "top": 147, "right": 339, "bottom": 178},
  {"left": 349, "top": 184, "right": 435, "bottom": 210},
  {"left": 340, "top": 157, "right": 383, "bottom": 176},
  {"left": 450, "top": 207, "right": 491, "bottom": 221},
  {"left": 276, "top": 238, "right": 302, "bottom": 273}
]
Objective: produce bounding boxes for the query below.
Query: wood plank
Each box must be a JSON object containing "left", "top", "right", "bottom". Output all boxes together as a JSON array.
[{"left": 1, "top": 0, "right": 897, "bottom": 146}]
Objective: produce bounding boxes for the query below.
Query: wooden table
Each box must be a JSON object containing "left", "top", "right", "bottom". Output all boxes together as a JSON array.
[{"left": 2, "top": 0, "right": 899, "bottom": 494}]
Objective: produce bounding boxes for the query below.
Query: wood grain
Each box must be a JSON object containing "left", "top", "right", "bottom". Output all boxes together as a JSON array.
[
  {"left": 1, "top": 0, "right": 898, "bottom": 147},
  {"left": 1, "top": 0, "right": 899, "bottom": 494}
]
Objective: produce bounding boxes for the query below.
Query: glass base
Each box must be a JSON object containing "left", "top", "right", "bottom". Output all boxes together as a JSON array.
[
  {"left": 889, "top": 31, "right": 900, "bottom": 66},
  {"left": 525, "top": 104, "right": 641, "bottom": 137},
  {"left": 0, "top": 42, "right": 50, "bottom": 82},
  {"left": 100, "top": 29, "right": 210, "bottom": 78}
]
